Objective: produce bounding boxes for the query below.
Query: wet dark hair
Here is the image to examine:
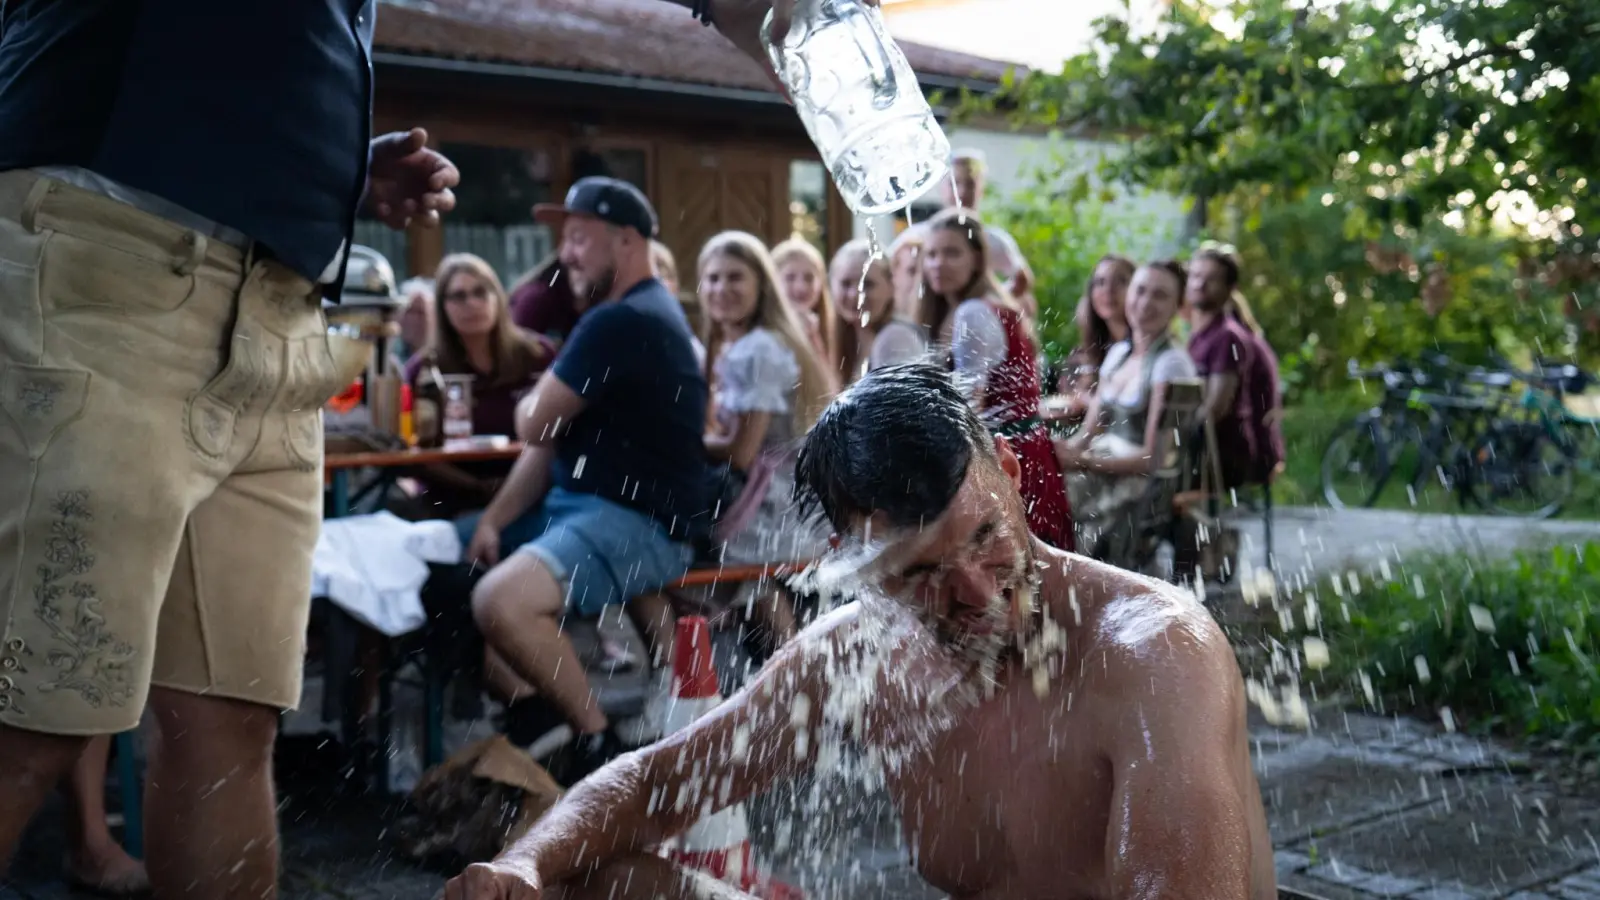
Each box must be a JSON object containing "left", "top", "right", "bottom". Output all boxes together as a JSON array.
[{"left": 795, "top": 361, "right": 994, "bottom": 535}]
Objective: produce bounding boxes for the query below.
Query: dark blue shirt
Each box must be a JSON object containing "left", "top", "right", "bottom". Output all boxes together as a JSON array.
[
  {"left": 551, "top": 279, "right": 710, "bottom": 539},
  {"left": 0, "top": 0, "right": 374, "bottom": 285}
]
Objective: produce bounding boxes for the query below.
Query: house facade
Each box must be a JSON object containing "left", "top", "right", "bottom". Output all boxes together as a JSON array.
[{"left": 365, "top": 0, "right": 1020, "bottom": 289}]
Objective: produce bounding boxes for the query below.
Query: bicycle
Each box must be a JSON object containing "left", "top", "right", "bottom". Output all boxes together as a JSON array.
[{"left": 1321, "top": 354, "right": 1582, "bottom": 518}]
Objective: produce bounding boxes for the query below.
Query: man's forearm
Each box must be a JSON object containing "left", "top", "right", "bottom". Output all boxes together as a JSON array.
[
  {"left": 506, "top": 753, "right": 685, "bottom": 881},
  {"left": 480, "top": 444, "right": 553, "bottom": 530}
]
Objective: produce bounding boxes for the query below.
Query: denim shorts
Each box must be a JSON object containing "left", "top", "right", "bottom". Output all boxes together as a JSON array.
[{"left": 456, "top": 487, "right": 694, "bottom": 618}]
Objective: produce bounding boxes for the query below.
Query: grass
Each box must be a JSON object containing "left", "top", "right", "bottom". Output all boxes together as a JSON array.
[
  {"left": 1310, "top": 541, "right": 1600, "bottom": 760},
  {"left": 1272, "top": 389, "right": 1600, "bottom": 520}
]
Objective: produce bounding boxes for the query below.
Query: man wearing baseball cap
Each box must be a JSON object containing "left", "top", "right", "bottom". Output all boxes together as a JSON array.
[{"left": 457, "top": 177, "right": 709, "bottom": 778}]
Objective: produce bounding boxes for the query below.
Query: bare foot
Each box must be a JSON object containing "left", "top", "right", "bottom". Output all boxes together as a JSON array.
[{"left": 68, "top": 844, "right": 151, "bottom": 897}]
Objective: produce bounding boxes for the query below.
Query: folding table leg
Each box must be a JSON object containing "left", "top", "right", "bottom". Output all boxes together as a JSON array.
[
  {"left": 1263, "top": 484, "right": 1276, "bottom": 573},
  {"left": 115, "top": 731, "right": 143, "bottom": 859}
]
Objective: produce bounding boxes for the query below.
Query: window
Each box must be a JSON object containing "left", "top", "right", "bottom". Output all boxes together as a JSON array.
[
  {"left": 571, "top": 145, "right": 650, "bottom": 193},
  {"left": 789, "top": 159, "right": 828, "bottom": 251},
  {"left": 436, "top": 142, "right": 558, "bottom": 287}
]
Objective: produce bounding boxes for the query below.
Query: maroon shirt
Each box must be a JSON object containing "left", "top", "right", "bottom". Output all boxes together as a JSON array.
[
  {"left": 403, "top": 346, "right": 546, "bottom": 516},
  {"left": 1242, "top": 327, "right": 1285, "bottom": 480},
  {"left": 509, "top": 259, "right": 584, "bottom": 345},
  {"left": 1187, "top": 314, "right": 1260, "bottom": 488}
]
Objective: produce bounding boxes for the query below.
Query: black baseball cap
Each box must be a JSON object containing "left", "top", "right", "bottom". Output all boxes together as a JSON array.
[{"left": 533, "top": 176, "right": 659, "bottom": 239}]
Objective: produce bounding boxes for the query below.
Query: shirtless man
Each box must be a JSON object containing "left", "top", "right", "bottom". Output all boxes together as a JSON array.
[{"left": 446, "top": 363, "right": 1276, "bottom": 900}]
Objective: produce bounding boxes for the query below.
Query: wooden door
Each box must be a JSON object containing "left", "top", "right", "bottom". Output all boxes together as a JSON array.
[{"left": 656, "top": 144, "right": 790, "bottom": 276}]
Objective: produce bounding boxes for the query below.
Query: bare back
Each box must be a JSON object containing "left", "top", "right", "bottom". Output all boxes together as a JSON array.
[{"left": 849, "top": 551, "right": 1274, "bottom": 899}]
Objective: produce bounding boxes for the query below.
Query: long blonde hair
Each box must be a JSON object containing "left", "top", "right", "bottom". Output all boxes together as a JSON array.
[
  {"left": 914, "top": 207, "right": 1019, "bottom": 341},
  {"left": 770, "top": 237, "right": 835, "bottom": 359},
  {"left": 428, "top": 253, "right": 546, "bottom": 387},
  {"left": 826, "top": 239, "right": 895, "bottom": 384},
  {"left": 699, "top": 232, "right": 837, "bottom": 432}
]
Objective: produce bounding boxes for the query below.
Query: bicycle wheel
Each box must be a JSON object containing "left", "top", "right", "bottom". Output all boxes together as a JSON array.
[
  {"left": 1466, "top": 422, "right": 1574, "bottom": 518},
  {"left": 1321, "top": 413, "right": 1397, "bottom": 509}
]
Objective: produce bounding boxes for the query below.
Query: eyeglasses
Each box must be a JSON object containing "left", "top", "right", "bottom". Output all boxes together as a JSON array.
[{"left": 444, "top": 284, "right": 492, "bottom": 304}]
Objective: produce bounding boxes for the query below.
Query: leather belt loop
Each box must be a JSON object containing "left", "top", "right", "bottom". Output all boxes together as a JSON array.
[
  {"left": 18, "top": 177, "right": 56, "bottom": 235},
  {"left": 174, "top": 231, "right": 207, "bottom": 276}
]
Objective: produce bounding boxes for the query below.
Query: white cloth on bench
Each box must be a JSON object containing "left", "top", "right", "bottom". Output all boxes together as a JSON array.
[{"left": 312, "top": 512, "right": 463, "bottom": 636}]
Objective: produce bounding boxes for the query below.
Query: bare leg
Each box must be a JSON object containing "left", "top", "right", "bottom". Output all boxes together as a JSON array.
[
  {"left": 144, "top": 687, "right": 281, "bottom": 900},
  {"left": 472, "top": 555, "right": 607, "bottom": 735},
  {"left": 63, "top": 734, "right": 149, "bottom": 892},
  {"left": 0, "top": 724, "right": 88, "bottom": 872},
  {"left": 483, "top": 647, "right": 538, "bottom": 704},
  {"left": 548, "top": 853, "right": 757, "bottom": 900},
  {"left": 626, "top": 592, "right": 677, "bottom": 670}
]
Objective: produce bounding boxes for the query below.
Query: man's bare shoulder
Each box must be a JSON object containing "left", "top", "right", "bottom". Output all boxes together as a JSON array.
[{"left": 1048, "top": 556, "right": 1239, "bottom": 696}]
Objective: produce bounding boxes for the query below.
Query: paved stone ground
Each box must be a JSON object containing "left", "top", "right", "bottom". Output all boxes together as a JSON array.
[
  {"left": 1232, "top": 505, "right": 1596, "bottom": 580},
  {"left": 4, "top": 507, "right": 1595, "bottom": 899}
]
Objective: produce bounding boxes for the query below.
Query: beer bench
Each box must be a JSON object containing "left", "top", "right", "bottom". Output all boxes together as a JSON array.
[
  {"left": 393, "top": 558, "right": 820, "bottom": 787},
  {"left": 113, "top": 557, "right": 820, "bottom": 856}
]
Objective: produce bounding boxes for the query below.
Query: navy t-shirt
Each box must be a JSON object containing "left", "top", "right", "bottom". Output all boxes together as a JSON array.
[
  {"left": 0, "top": 0, "right": 373, "bottom": 285},
  {"left": 551, "top": 279, "right": 709, "bottom": 539}
]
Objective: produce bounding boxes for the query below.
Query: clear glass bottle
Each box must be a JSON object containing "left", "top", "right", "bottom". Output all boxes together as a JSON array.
[{"left": 764, "top": 0, "right": 951, "bottom": 217}]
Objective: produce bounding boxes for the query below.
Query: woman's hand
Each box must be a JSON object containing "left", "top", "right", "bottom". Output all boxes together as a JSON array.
[
  {"left": 1054, "top": 438, "right": 1087, "bottom": 471},
  {"left": 443, "top": 858, "right": 543, "bottom": 899}
]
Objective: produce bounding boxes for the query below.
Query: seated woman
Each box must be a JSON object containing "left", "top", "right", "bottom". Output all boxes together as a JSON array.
[
  {"left": 827, "top": 238, "right": 926, "bottom": 385},
  {"left": 403, "top": 253, "right": 552, "bottom": 519},
  {"left": 698, "top": 231, "right": 837, "bottom": 645},
  {"left": 1057, "top": 254, "right": 1134, "bottom": 422},
  {"left": 915, "top": 207, "right": 1073, "bottom": 550},
  {"left": 771, "top": 237, "right": 833, "bottom": 362},
  {"left": 887, "top": 226, "right": 925, "bottom": 317},
  {"left": 1053, "top": 261, "right": 1198, "bottom": 559}
]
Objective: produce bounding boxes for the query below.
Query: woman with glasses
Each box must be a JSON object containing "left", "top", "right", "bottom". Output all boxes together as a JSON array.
[{"left": 402, "top": 253, "right": 553, "bottom": 518}]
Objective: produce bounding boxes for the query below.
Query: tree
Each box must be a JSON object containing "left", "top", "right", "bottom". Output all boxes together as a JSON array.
[{"left": 969, "top": 0, "right": 1600, "bottom": 377}]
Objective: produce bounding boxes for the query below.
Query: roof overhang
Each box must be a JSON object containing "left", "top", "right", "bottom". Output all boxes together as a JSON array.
[{"left": 373, "top": 50, "right": 1005, "bottom": 119}]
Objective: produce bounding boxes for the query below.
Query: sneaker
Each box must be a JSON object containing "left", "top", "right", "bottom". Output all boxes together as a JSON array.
[
  {"left": 545, "top": 728, "right": 629, "bottom": 787},
  {"left": 615, "top": 669, "right": 674, "bottom": 746},
  {"left": 502, "top": 697, "right": 574, "bottom": 761}
]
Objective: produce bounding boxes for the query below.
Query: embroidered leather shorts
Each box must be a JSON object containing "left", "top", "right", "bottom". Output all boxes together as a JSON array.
[{"left": 0, "top": 171, "right": 347, "bottom": 735}]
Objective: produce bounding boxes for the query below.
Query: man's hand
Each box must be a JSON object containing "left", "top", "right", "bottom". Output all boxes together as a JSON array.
[
  {"left": 367, "top": 127, "right": 459, "bottom": 230},
  {"left": 443, "top": 859, "right": 542, "bottom": 899},
  {"left": 467, "top": 521, "right": 502, "bottom": 568},
  {"left": 709, "top": 0, "right": 881, "bottom": 94}
]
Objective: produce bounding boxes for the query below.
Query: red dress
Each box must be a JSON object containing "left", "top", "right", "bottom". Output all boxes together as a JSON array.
[{"left": 962, "top": 303, "right": 1075, "bottom": 551}]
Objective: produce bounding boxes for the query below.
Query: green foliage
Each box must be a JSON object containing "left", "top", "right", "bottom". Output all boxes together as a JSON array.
[
  {"left": 986, "top": 144, "right": 1177, "bottom": 364},
  {"left": 1320, "top": 542, "right": 1600, "bottom": 756},
  {"left": 964, "top": 0, "right": 1600, "bottom": 378}
]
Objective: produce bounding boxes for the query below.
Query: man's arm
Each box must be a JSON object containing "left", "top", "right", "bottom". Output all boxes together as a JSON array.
[
  {"left": 514, "top": 370, "right": 587, "bottom": 446},
  {"left": 1099, "top": 634, "right": 1257, "bottom": 899},
  {"left": 476, "top": 606, "right": 857, "bottom": 887},
  {"left": 477, "top": 444, "right": 554, "bottom": 534},
  {"left": 1199, "top": 372, "right": 1240, "bottom": 425}
]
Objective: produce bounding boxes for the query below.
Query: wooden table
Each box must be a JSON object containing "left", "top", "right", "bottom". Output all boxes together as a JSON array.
[{"left": 324, "top": 444, "right": 524, "bottom": 517}]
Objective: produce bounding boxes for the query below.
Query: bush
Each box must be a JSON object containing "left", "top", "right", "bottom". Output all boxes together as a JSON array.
[
  {"left": 1318, "top": 542, "right": 1600, "bottom": 758},
  {"left": 986, "top": 139, "right": 1178, "bottom": 366}
]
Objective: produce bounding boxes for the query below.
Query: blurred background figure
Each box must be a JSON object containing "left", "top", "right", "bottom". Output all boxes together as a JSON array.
[
  {"left": 827, "top": 239, "right": 926, "bottom": 385},
  {"left": 771, "top": 237, "right": 833, "bottom": 361},
  {"left": 394, "top": 277, "right": 436, "bottom": 366},
  {"left": 402, "top": 253, "right": 551, "bottom": 519},
  {"left": 699, "top": 231, "right": 837, "bottom": 646}
]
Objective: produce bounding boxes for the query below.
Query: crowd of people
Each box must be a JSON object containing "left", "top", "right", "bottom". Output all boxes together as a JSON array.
[
  {"left": 0, "top": 2, "right": 1285, "bottom": 897},
  {"left": 362, "top": 147, "right": 1290, "bottom": 796}
]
